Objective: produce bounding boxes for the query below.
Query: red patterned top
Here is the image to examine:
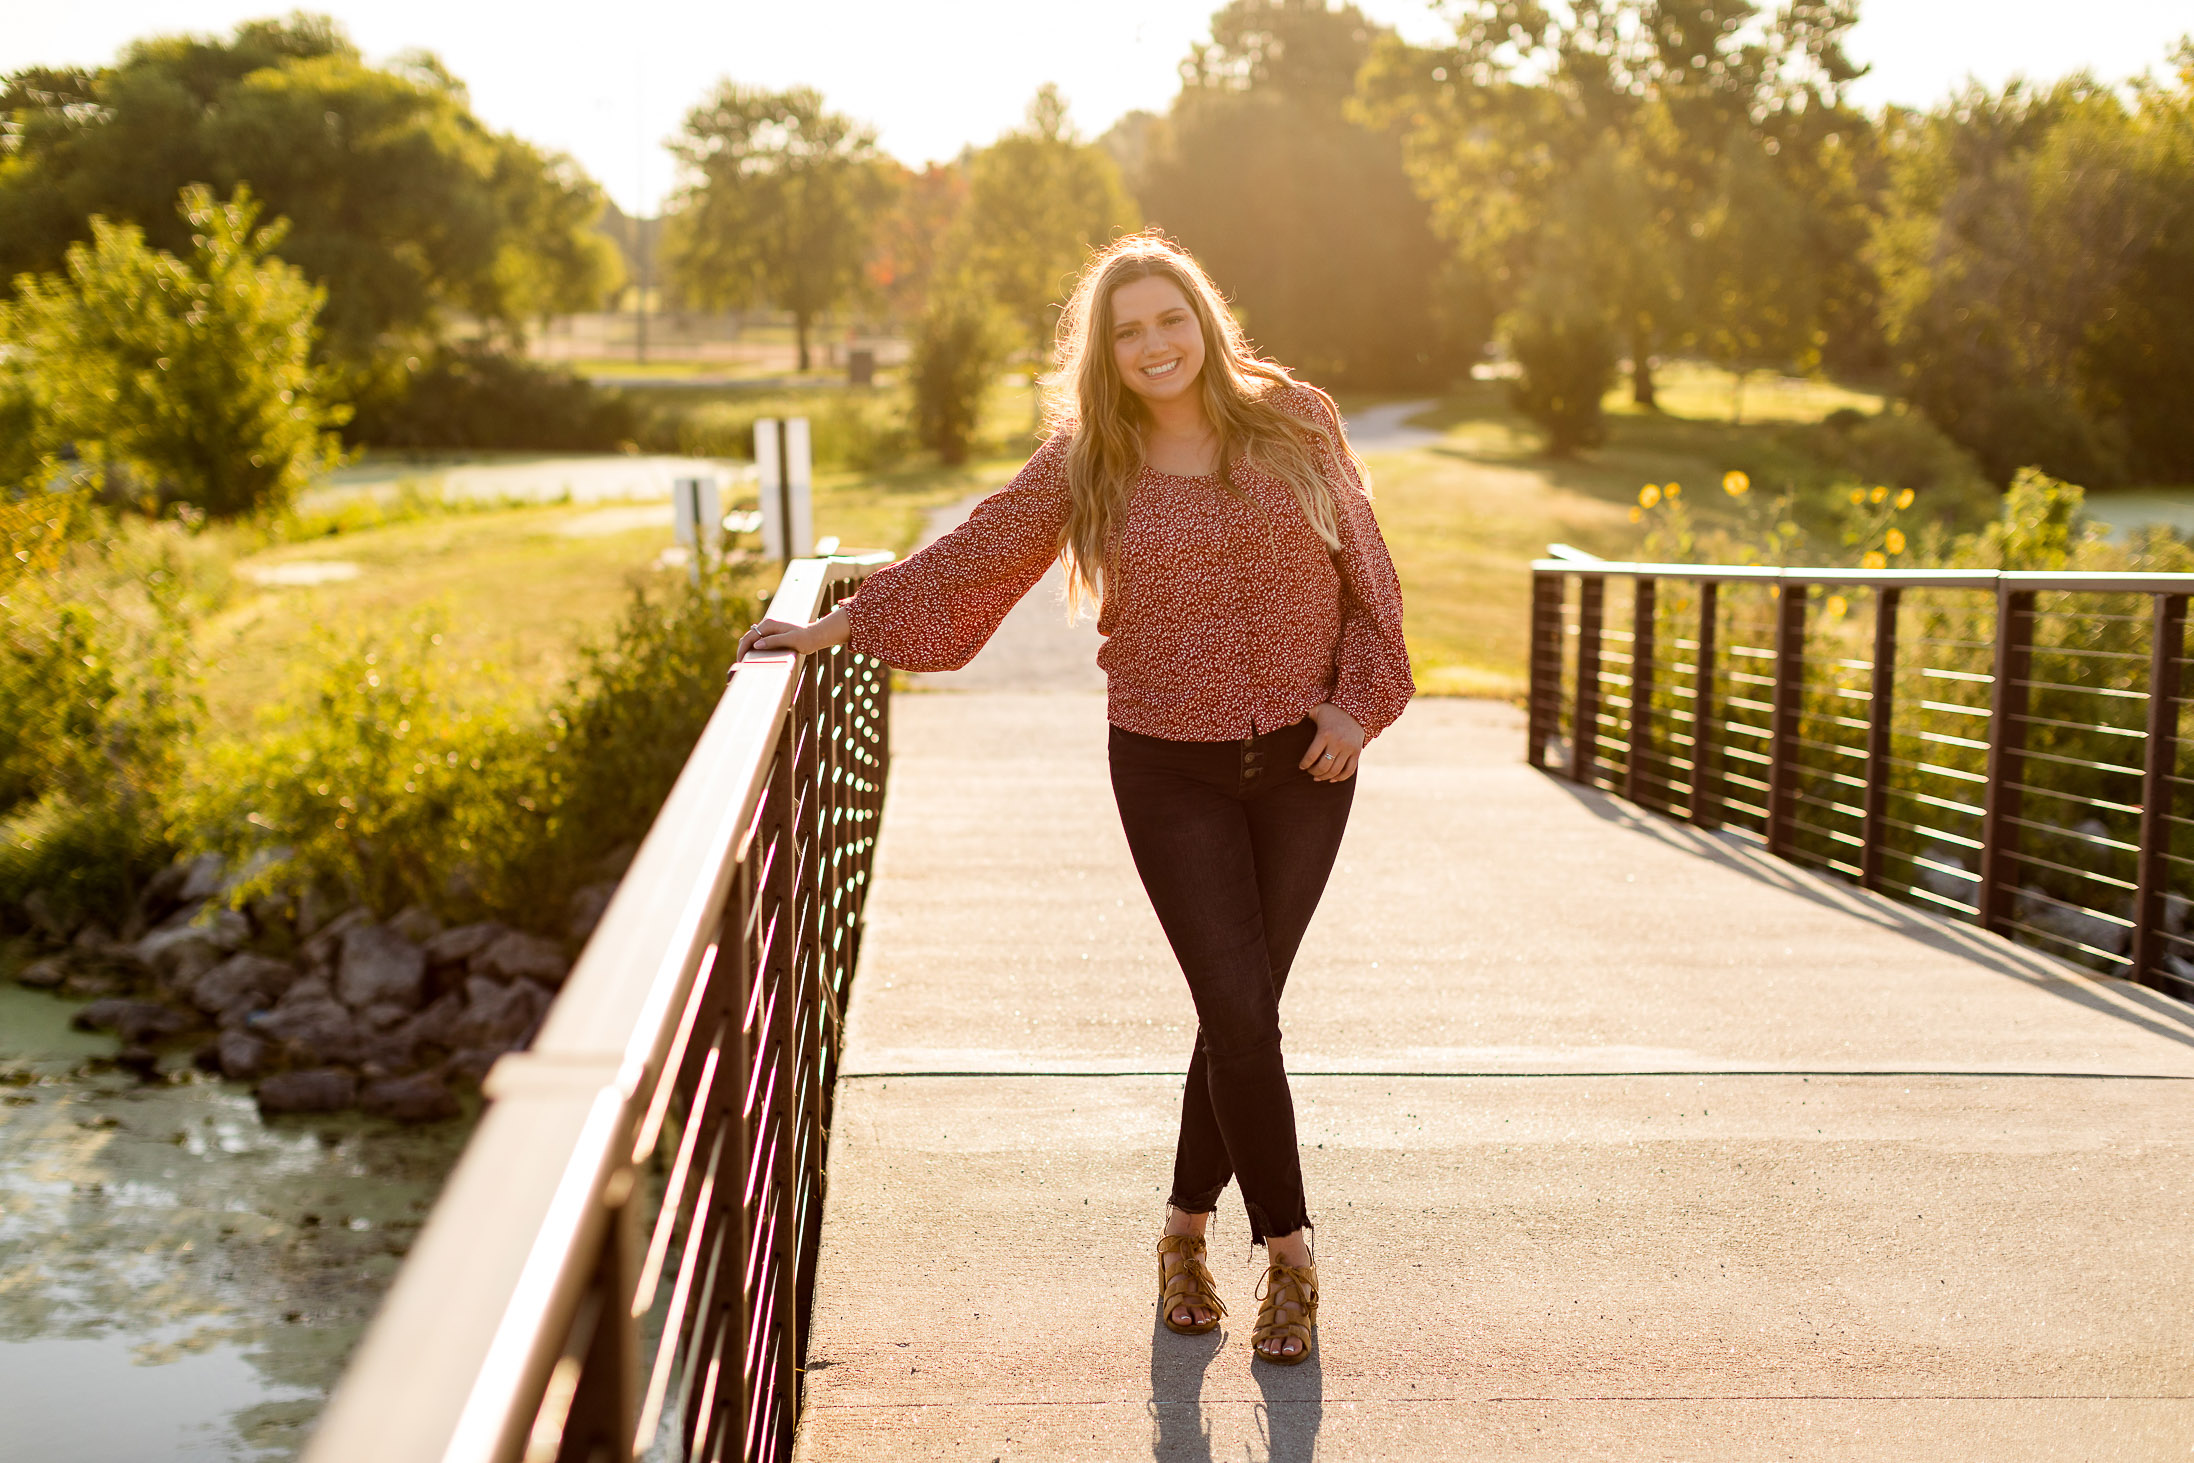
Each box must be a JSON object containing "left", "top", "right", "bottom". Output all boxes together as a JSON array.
[{"left": 840, "top": 384, "right": 1414, "bottom": 742}]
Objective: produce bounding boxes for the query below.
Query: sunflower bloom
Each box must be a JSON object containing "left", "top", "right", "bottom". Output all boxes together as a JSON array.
[
  {"left": 1722, "top": 471, "right": 1748, "bottom": 496},
  {"left": 1870, "top": 485, "right": 1889, "bottom": 504},
  {"left": 1885, "top": 528, "right": 1906, "bottom": 555},
  {"left": 1895, "top": 487, "right": 1916, "bottom": 510},
  {"left": 1862, "top": 550, "right": 1888, "bottom": 570},
  {"left": 1638, "top": 484, "right": 1662, "bottom": 508}
]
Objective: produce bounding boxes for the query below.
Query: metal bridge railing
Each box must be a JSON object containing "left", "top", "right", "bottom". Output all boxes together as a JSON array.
[
  {"left": 1530, "top": 554, "right": 2194, "bottom": 1003},
  {"left": 305, "top": 553, "right": 892, "bottom": 1463}
]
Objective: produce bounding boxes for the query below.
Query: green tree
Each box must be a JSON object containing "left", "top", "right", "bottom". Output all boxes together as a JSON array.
[
  {"left": 5, "top": 185, "right": 346, "bottom": 517},
  {"left": 1132, "top": 0, "right": 1457, "bottom": 386},
  {"left": 666, "top": 84, "right": 892, "bottom": 372},
  {"left": 1687, "top": 132, "right": 1822, "bottom": 421},
  {"left": 0, "top": 17, "right": 619, "bottom": 379},
  {"left": 909, "top": 290, "right": 1009, "bottom": 464},
  {"left": 951, "top": 86, "right": 1138, "bottom": 408},
  {"left": 1362, "top": 0, "right": 1870, "bottom": 402},
  {"left": 1876, "top": 57, "right": 2194, "bottom": 486}
]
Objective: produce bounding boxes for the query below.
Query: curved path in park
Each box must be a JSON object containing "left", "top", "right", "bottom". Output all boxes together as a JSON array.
[{"left": 792, "top": 426, "right": 2194, "bottom": 1461}]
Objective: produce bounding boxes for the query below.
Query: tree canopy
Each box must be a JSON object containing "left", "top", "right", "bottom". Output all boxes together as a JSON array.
[
  {"left": 665, "top": 83, "right": 894, "bottom": 371},
  {"left": 1128, "top": 0, "right": 1457, "bottom": 387},
  {"left": 0, "top": 15, "right": 621, "bottom": 380}
]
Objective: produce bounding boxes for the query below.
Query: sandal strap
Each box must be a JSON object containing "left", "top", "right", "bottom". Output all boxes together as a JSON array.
[
  {"left": 1156, "top": 1235, "right": 1227, "bottom": 1319},
  {"left": 1252, "top": 1260, "right": 1319, "bottom": 1340}
]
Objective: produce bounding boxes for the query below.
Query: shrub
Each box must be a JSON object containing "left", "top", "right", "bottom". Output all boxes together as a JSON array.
[
  {"left": 0, "top": 499, "right": 194, "bottom": 928},
  {"left": 640, "top": 388, "right": 910, "bottom": 472},
  {"left": 909, "top": 293, "right": 1010, "bottom": 465},
  {"left": 1782, "top": 406, "right": 1997, "bottom": 531},
  {"left": 348, "top": 343, "right": 639, "bottom": 451},
  {"left": 2, "top": 185, "right": 346, "bottom": 518},
  {"left": 175, "top": 619, "right": 548, "bottom": 921},
  {"left": 1504, "top": 298, "right": 1617, "bottom": 454}
]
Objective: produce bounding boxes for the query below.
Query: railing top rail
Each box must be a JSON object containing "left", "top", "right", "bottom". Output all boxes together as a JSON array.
[
  {"left": 1531, "top": 557, "right": 2194, "bottom": 595},
  {"left": 304, "top": 551, "right": 889, "bottom": 1463}
]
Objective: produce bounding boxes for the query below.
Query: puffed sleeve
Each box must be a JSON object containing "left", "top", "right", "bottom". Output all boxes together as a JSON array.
[
  {"left": 1278, "top": 385, "right": 1415, "bottom": 737},
  {"left": 838, "top": 438, "right": 1071, "bottom": 672}
]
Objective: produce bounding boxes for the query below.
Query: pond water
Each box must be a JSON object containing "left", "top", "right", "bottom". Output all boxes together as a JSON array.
[{"left": 0, "top": 984, "right": 472, "bottom": 1460}]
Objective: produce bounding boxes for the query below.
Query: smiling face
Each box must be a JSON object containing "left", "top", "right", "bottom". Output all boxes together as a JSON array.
[{"left": 1108, "top": 273, "right": 1207, "bottom": 409}]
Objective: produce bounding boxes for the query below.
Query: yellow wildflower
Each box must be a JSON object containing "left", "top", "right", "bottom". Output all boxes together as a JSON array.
[
  {"left": 1629, "top": 506, "right": 1643, "bottom": 523},
  {"left": 1664, "top": 481, "right": 1681, "bottom": 499},
  {"left": 1895, "top": 487, "right": 1916, "bottom": 510},
  {"left": 1885, "top": 528, "right": 1907, "bottom": 555},
  {"left": 1862, "top": 550, "right": 1888, "bottom": 570},
  {"left": 1825, "top": 594, "right": 1849, "bottom": 620},
  {"left": 1870, "top": 484, "right": 1889, "bottom": 504},
  {"left": 1848, "top": 488, "right": 1866, "bottom": 506},
  {"left": 1722, "top": 471, "right": 1748, "bottom": 496},
  {"left": 1638, "top": 484, "right": 1662, "bottom": 508}
]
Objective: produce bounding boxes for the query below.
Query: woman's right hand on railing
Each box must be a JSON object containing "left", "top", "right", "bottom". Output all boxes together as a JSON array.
[{"left": 736, "top": 608, "right": 853, "bottom": 664}]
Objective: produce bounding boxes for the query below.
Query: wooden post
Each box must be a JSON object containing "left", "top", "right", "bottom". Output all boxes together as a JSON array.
[
  {"left": 1861, "top": 587, "right": 1902, "bottom": 891},
  {"left": 2131, "top": 593, "right": 2186, "bottom": 988},
  {"left": 1979, "top": 588, "right": 2036, "bottom": 933},
  {"left": 1692, "top": 581, "right": 1721, "bottom": 829},
  {"left": 1527, "top": 572, "right": 1562, "bottom": 769},
  {"left": 1574, "top": 577, "right": 1605, "bottom": 786},
  {"left": 1626, "top": 577, "right": 1657, "bottom": 806},
  {"left": 1766, "top": 581, "right": 1808, "bottom": 857}
]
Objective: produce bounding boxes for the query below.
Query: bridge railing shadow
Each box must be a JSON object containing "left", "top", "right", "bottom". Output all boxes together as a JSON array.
[
  {"left": 1530, "top": 554, "right": 2194, "bottom": 1015},
  {"left": 304, "top": 554, "right": 893, "bottom": 1463}
]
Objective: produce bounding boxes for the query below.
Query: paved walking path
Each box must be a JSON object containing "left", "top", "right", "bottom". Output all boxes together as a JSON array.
[{"left": 795, "top": 439, "right": 2194, "bottom": 1459}]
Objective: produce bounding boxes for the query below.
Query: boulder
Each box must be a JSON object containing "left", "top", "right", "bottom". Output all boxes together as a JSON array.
[
  {"left": 301, "top": 908, "right": 372, "bottom": 971},
  {"left": 354, "top": 1028, "right": 423, "bottom": 1076},
  {"left": 189, "top": 954, "right": 297, "bottom": 1016},
  {"left": 399, "top": 992, "right": 465, "bottom": 1053},
  {"left": 257, "top": 1068, "right": 357, "bottom": 1114},
  {"left": 423, "top": 922, "right": 507, "bottom": 969},
  {"left": 140, "top": 859, "right": 194, "bottom": 917},
  {"left": 336, "top": 925, "right": 426, "bottom": 1011},
  {"left": 294, "top": 886, "right": 343, "bottom": 940},
  {"left": 202, "top": 907, "right": 252, "bottom": 953},
  {"left": 15, "top": 956, "right": 68, "bottom": 990},
  {"left": 176, "top": 853, "right": 228, "bottom": 905},
  {"left": 452, "top": 976, "right": 553, "bottom": 1051},
  {"left": 61, "top": 970, "right": 121, "bottom": 999},
  {"left": 72, "top": 999, "right": 194, "bottom": 1045},
  {"left": 133, "top": 925, "right": 222, "bottom": 984},
  {"left": 360, "top": 1073, "right": 459, "bottom": 1123},
  {"left": 252, "top": 997, "right": 360, "bottom": 1066},
  {"left": 359, "top": 1001, "right": 412, "bottom": 1033},
  {"left": 217, "top": 1030, "right": 272, "bottom": 1081},
  {"left": 473, "top": 931, "right": 567, "bottom": 986},
  {"left": 566, "top": 883, "right": 617, "bottom": 945},
  {"left": 275, "top": 973, "right": 336, "bottom": 1010},
  {"left": 387, "top": 905, "right": 445, "bottom": 945}
]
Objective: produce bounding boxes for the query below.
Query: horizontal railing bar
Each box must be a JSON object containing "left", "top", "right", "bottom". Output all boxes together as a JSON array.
[{"left": 1535, "top": 563, "right": 2194, "bottom": 594}]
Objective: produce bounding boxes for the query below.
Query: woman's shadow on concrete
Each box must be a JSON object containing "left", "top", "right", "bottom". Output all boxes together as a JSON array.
[{"left": 1147, "top": 1314, "right": 1324, "bottom": 1463}]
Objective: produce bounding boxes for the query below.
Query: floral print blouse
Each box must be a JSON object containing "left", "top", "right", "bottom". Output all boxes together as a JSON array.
[{"left": 839, "top": 384, "right": 1414, "bottom": 742}]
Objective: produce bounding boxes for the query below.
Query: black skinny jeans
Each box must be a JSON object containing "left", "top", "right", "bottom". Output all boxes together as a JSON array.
[{"left": 1108, "top": 717, "right": 1355, "bottom": 1246}]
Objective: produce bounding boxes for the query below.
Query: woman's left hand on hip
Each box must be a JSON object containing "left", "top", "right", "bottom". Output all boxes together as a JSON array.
[{"left": 1300, "top": 703, "right": 1366, "bottom": 782}]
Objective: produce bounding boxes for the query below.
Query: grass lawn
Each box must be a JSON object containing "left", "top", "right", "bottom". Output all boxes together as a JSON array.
[{"left": 1365, "top": 365, "right": 1895, "bottom": 699}]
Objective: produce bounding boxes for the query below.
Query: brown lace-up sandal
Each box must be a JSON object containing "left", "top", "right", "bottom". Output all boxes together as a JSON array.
[
  {"left": 1252, "top": 1258, "right": 1318, "bottom": 1365},
  {"left": 1156, "top": 1234, "right": 1226, "bottom": 1336}
]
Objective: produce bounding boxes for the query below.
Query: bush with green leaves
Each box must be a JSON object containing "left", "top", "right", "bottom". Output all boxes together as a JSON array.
[
  {"left": 909, "top": 292, "right": 1009, "bottom": 465},
  {"left": 640, "top": 388, "right": 911, "bottom": 472},
  {"left": 346, "top": 344, "right": 639, "bottom": 451},
  {"left": 3, "top": 185, "right": 347, "bottom": 518},
  {"left": 0, "top": 492, "right": 197, "bottom": 930},
  {"left": 178, "top": 561, "right": 769, "bottom": 932},
  {"left": 1504, "top": 297, "right": 1618, "bottom": 455}
]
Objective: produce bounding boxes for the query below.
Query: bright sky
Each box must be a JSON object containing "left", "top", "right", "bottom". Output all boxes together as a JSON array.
[{"left": 7, "top": 2, "right": 2189, "bottom": 215}]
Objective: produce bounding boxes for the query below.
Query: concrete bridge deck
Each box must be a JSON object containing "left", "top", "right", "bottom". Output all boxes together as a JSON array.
[{"left": 793, "top": 493, "right": 2194, "bottom": 1460}]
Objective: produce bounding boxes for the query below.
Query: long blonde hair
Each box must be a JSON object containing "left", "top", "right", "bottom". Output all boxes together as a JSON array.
[{"left": 1045, "top": 230, "right": 1367, "bottom": 615}]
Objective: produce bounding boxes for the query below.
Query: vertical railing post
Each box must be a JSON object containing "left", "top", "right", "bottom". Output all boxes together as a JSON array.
[
  {"left": 1527, "top": 570, "right": 1562, "bottom": 770},
  {"left": 1766, "top": 579, "right": 1808, "bottom": 857},
  {"left": 1979, "top": 587, "right": 2036, "bottom": 934},
  {"left": 1626, "top": 576, "right": 1657, "bottom": 806},
  {"left": 1692, "top": 580, "right": 1721, "bottom": 829},
  {"left": 2131, "top": 592, "right": 2186, "bottom": 989},
  {"left": 1861, "top": 586, "right": 1902, "bottom": 891},
  {"left": 1573, "top": 576, "right": 1605, "bottom": 787},
  {"left": 765, "top": 710, "right": 801, "bottom": 1457}
]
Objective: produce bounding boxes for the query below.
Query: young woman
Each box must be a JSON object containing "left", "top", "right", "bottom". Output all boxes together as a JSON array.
[{"left": 736, "top": 231, "right": 1412, "bottom": 1364}]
